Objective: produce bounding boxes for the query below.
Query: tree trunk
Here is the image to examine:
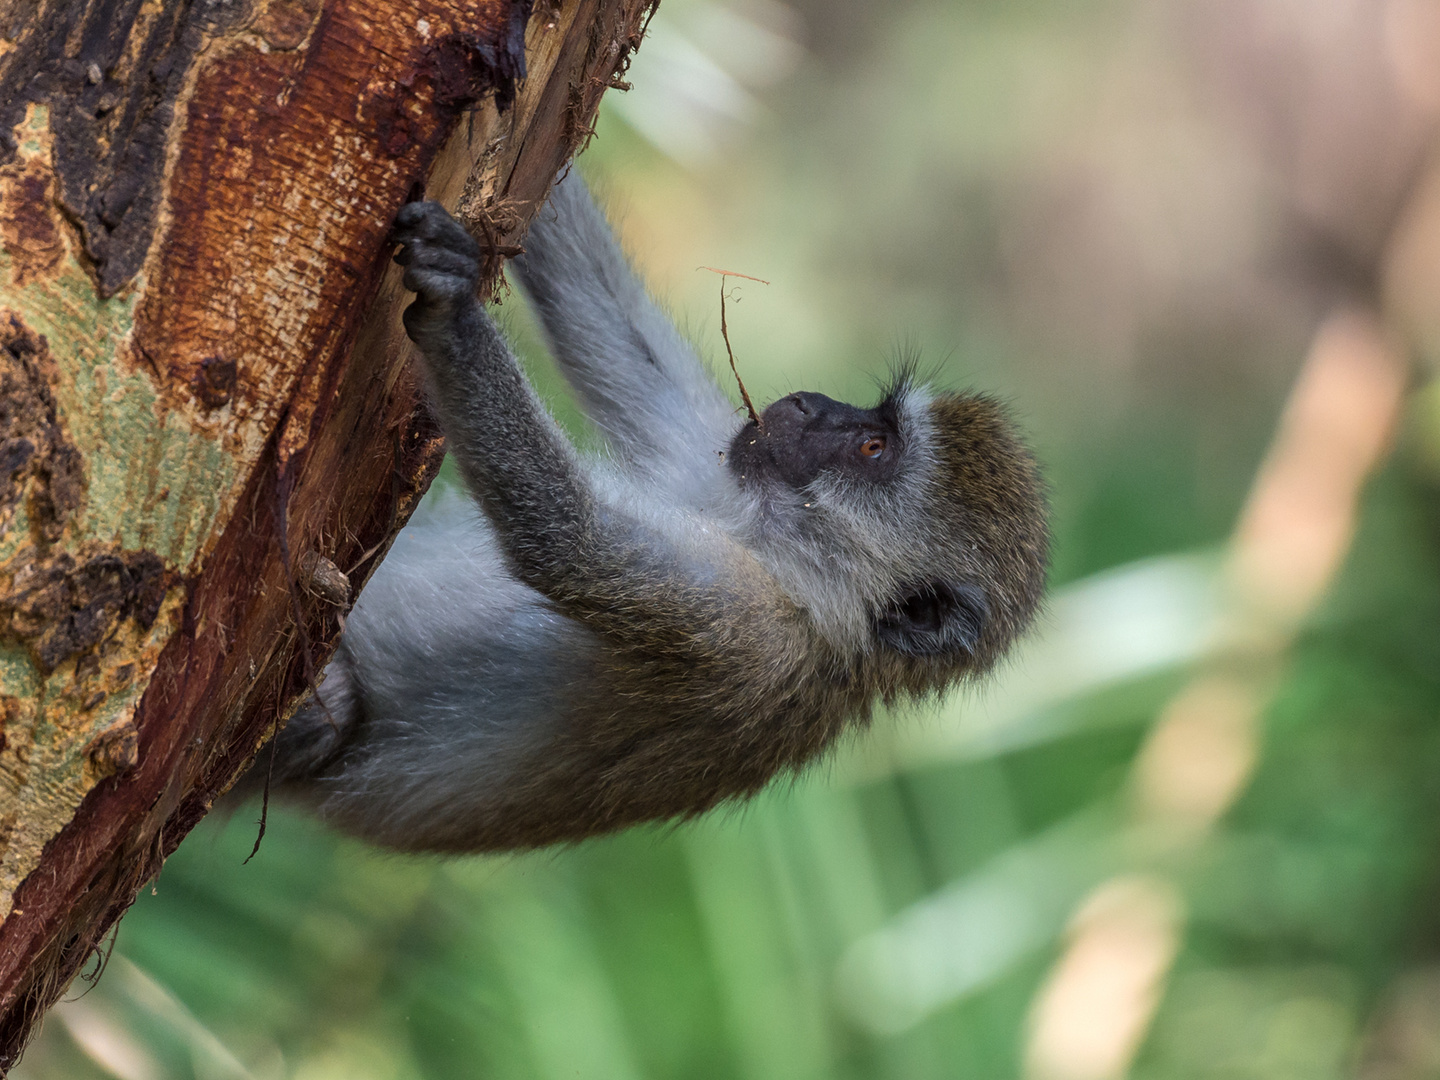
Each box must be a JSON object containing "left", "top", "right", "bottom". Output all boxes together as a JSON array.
[{"left": 0, "top": 0, "right": 653, "bottom": 1062}]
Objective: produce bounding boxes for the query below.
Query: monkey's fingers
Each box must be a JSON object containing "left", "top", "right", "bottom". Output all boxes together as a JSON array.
[
  {"left": 394, "top": 243, "right": 477, "bottom": 278},
  {"left": 393, "top": 201, "right": 482, "bottom": 259},
  {"left": 400, "top": 265, "right": 478, "bottom": 308},
  {"left": 393, "top": 204, "right": 483, "bottom": 309}
]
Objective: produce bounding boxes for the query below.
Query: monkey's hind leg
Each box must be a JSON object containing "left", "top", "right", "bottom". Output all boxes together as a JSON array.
[{"left": 229, "top": 662, "right": 360, "bottom": 803}]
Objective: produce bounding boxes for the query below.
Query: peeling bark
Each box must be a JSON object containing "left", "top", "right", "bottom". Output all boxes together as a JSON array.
[{"left": 0, "top": 0, "right": 655, "bottom": 1062}]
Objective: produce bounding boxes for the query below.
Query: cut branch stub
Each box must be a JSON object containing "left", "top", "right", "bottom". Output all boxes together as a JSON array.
[{"left": 0, "top": 0, "right": 657, "bottom": 1062}]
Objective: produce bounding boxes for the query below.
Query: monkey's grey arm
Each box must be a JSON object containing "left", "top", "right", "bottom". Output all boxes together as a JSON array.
[
  {"left": 398, "top": 208, "right": 591, "bottom": 599},
  {"left": 511, "top": 173, "right": 737, "bottom": 487},
  {"left": 396, "top": 201, "right": 754, "bottom": 616}
]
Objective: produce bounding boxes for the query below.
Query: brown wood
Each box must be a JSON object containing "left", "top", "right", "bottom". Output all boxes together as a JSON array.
[{"left": 0, "top": 0, "right": 655, "bottom": 1063}]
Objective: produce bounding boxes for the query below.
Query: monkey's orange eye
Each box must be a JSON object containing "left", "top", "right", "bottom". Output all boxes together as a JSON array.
[{"left": 860, "top": 436, "right": 887, "bottom": 460}]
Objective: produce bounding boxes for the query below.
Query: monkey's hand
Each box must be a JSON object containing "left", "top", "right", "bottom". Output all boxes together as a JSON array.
[{"left": 393, "top": 201, "right": 483, "bottom": 340}]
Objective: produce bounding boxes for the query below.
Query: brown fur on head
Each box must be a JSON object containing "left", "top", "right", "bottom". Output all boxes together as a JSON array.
[
  {"left": 918, "top": 391, "right": 1050, "bottom": 674},
  {"left": 823, "top": 385, "right": 1049, "bottom": 707}
]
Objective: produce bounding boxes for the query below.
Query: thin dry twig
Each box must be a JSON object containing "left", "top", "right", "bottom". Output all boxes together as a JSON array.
[{"left": 699, "top": 266, "right": 769, "bottom": 428}]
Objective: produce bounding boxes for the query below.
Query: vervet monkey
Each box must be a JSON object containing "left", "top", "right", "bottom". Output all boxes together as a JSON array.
[{"left": 255, "top": 173, "right": 1049, "bottom": 852}]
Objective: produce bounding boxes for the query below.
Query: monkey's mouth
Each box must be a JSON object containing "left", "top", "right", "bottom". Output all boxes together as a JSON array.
[{"left": 725, "top": 417, "right": 785, "bottom": 485}]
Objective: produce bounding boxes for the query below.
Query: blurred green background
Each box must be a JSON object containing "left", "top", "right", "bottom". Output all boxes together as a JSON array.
[{"left": 18, "top": 0, "right": 1440, "bottom": 1077}]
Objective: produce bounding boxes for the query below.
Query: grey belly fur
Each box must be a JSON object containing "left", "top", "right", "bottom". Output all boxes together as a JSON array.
[{"left": 268, "top": 491, "right": 602, "bottom": 848}]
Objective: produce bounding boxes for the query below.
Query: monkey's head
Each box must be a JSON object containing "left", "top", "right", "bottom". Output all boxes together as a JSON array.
[{"left": 727, "top": 377, "right": 1048, "bottom": 690}]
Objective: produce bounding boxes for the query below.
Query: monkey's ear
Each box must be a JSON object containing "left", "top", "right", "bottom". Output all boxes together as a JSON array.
[{"left": 876, "top": 582, "right": 988, "bottom": 657}]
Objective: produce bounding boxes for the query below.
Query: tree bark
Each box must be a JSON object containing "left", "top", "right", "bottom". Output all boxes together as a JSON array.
[{"left": 0, "top": 0, "right": 653, "bottom": 1062}]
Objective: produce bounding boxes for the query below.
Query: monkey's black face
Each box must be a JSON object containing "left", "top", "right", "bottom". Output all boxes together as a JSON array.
[{"left": 726, "top": 392, "right": 903, "bottom": 490}]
